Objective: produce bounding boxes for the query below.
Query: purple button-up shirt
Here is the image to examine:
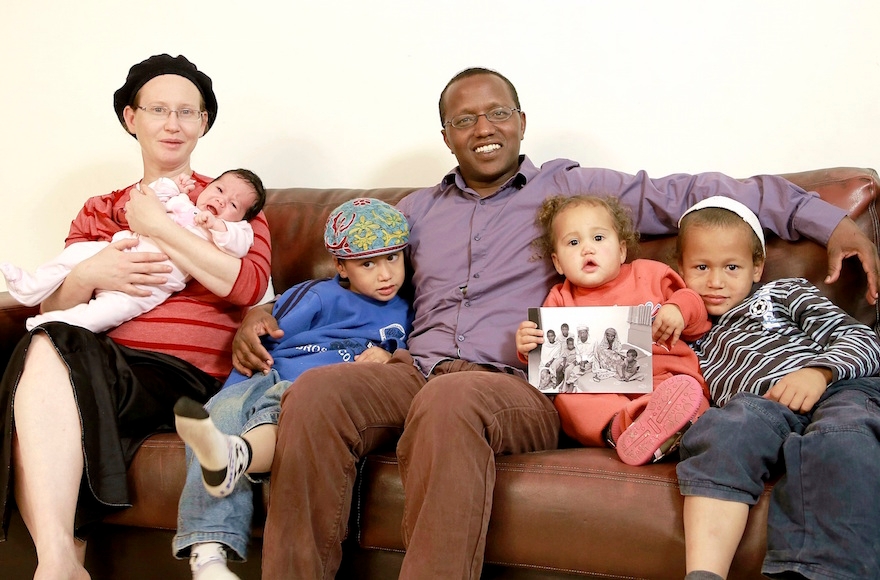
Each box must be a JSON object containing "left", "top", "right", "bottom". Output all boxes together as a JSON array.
[{"left": 395, "top": 156, "right": 842, "bottom": 376}]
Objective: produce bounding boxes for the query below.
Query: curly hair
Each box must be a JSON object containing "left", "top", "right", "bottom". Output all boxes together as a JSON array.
[{"left": 533, "top": 195, "right": 639, "bottom": 260}]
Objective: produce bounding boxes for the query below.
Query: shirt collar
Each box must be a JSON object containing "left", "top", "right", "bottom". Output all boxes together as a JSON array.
[{"left": 442, "top": 155, "right": 535, "bottom": 194}]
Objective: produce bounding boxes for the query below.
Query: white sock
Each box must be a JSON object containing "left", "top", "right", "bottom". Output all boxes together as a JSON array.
[
  {"left": 189, "top": 543, "right": 240, "bottom": 580},
  {"left": 174, "top": 397, "right": 252, "bottom": 497},
  {"left": 174, "top": 397, "right": 230, "bottom": 471}
]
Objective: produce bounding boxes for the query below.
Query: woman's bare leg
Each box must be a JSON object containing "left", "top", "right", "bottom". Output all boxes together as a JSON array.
[{"left": 13, "top": 333, "right": 90, "bottom": 580}]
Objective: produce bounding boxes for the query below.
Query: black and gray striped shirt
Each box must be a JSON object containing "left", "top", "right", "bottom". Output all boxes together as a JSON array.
[{"left": 691, "top": 278, "right": 880, "bottom": 407}]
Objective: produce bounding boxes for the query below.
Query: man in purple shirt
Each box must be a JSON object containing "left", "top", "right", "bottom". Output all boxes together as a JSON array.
[{"left": 237, "top": 68, "right": 880, "bottom": 579}]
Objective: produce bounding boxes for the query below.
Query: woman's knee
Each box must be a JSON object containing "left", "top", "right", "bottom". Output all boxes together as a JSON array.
[
  {"left": 18, "top": 332, "right": 66, "bottom": 384},
  {"left": 23, "top": 332, "right": 58, "bottom": 363}
]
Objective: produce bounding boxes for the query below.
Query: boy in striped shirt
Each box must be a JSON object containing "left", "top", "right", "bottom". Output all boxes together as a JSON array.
[{"left": 674, "top": 197, "right": 880, "bottom": 580}]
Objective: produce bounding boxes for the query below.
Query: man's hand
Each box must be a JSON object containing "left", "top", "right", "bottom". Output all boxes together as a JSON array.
[
  {"left": 232, "top": 303, "right": 283, "bottom": 377},
  {"left": 516, "top": 320, "right": 544, "bottom": 357},
  {"left": 354, "top": 347, "right": 393, "bottom": 364},
  {"left": 763, "top": 367, "right": 830, "bottom": 413},
  {"left": 826, "top": 217, "right": 879, "bottom": 304}
]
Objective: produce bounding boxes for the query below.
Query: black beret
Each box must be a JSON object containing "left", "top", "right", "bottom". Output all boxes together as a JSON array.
[{"left": 113, "top": 54, "right": 217, "bottom": 136}]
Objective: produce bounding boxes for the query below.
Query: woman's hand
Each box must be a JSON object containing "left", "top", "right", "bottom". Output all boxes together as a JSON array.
[
  {"left": 516, "top": 320, "right": 544, "bottom": 356},
  {"left": 232, "top": 303, "right": 284, "bottom": 377},
  {"left": 87, "top": 238, "right": 172, "bottom": 296},
  {"left": 41, "top": 237, "right": 172, "bottom": 312},
  {"left": 125, "top": 183, "right": 173, "bottom": 237},
  {"left": 127, "top": 182, "right": 244, "bottom": 298},
  {"left": 86, "top": 238, "right": 171, "bottom": 296}
]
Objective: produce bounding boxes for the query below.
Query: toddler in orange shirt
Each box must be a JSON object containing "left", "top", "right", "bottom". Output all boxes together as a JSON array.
[{"left": 515, "top": 195, "right": 710, "bottom": 465}]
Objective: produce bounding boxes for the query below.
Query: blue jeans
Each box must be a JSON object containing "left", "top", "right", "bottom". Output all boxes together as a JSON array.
[
  {"left": 677, "top": 380, "right": 880, "bottom": 580},
  {"left": 173, "top": 370, "right": 291, "bottom": 560}
]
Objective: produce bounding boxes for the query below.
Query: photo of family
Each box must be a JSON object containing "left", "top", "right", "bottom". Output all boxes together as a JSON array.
[{"left": 527, "top": 305, "right": 654, "bottom": 394}]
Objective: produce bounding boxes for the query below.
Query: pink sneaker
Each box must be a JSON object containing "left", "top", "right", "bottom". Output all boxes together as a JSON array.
[{"left": 616, "top": 375, "right": 704, "bottom": 466}]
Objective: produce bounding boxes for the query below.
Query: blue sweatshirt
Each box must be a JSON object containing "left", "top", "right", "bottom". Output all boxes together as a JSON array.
[{"left": 224, "top": 275, "right": 412, "bottom": 388}]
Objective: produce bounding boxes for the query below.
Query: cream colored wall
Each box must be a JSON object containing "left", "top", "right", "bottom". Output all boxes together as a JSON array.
[{"left": 1, "top": 1, "right": 879, "bottom": 292}]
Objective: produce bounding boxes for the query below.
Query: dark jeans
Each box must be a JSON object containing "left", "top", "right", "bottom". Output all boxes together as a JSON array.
[{"left": 677, "top": 380, "right": 880, "bottom": 580}]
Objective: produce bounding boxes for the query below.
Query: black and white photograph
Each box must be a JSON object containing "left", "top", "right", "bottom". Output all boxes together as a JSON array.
[{"left": 527, "top": 305, "right": 654, "bottom": 394}]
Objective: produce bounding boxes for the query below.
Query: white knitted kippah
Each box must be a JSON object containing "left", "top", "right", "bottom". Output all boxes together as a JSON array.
[{"left": 678, "top": 196, "right": 765, "bottom": 255}]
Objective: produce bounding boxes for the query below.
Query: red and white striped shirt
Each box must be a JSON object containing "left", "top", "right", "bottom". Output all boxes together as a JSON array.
[{"left": 64, "top": 172, "right": 272, "bottom": 379}]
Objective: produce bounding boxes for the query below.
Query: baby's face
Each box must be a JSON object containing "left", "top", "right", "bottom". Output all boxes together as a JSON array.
[{"left": 196, "top": 173, "right": 256, "bottom": 222}]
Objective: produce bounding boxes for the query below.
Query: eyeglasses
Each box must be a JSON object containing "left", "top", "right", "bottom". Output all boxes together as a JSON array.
[
  {"left": 443, "top": 106, "right": 521, "bottom": 130},
  {"left": 136, "top": 105, "right": 205, "bottom": 123}
]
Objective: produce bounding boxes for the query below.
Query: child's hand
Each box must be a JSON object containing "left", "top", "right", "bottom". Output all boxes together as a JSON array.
[
  {"left": 652, "top": 304, "right": 685, "bottom": 349},
  {"left": 194, "top": 210, "right": 222, "bottom": 231},
  {"left": 763, "top": 367, "right": 831, "bottom": 413},
  {"left": 354, "top": 347, "right": 392, "bottom": 364},
  {"left": 516, "top": 320, "right": 544, "bottom": 356},
  {"left": 174, "top": 173, "right": 196, "bottom": 194}
]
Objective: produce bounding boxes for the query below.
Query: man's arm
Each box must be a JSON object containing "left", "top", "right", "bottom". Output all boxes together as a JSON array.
[{"left": 562, "top": 165, "right": 880, "bottom": 303}]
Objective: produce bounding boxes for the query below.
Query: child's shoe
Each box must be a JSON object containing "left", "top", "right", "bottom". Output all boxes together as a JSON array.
[
  {"left": 189, "top": 542, "right": 240, "bottom": 580},
  {"left": 174, "top": 397, "right": 252, "bottom": 498},
  {"left": 616, "top": 375, "right": 704, "bottom": 466},
  {"left": 603, "top": 412, "right": 625, "bottom": 449}
]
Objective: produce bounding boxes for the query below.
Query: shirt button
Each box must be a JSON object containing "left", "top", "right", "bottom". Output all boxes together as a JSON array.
[
  {"left": 474, "top": 273, "right": 480, "bottom": 279},
  {"left": 474, "top": 234, "right": 481, "bottom": 241},
  {"left": 480, "top": 200, "right": 486, "bottom": 205},
  {"left": 457, "top": 335, "right": 465, "bottom": 342},
  {"left": 465, "top": 301, "right": 471, "bottom": 307}
]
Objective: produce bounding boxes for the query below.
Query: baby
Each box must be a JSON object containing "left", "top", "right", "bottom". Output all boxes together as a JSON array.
[
  {"left": 617, "top": 348, "right": 641, "bottom": 381},
  {"left": 516, "top": 194, "right": 710, "bottom": 465},
  {"left": 1, "top": 169, "right": 265, "bottom": 332}
]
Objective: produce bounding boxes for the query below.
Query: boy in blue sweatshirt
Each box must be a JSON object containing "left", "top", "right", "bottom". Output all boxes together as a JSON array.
[{"left": 172, "top": 198, "right": 412, "bottom": 580}]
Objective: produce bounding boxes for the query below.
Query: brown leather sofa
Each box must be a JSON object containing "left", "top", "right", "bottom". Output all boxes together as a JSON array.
[{"left": 2, "top": 167, "right": 877, "bottom": 579}]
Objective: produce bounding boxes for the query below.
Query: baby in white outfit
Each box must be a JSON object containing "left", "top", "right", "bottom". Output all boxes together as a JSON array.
[{"left": 1, "top": 169, "right": 264, "bottom": 332}]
